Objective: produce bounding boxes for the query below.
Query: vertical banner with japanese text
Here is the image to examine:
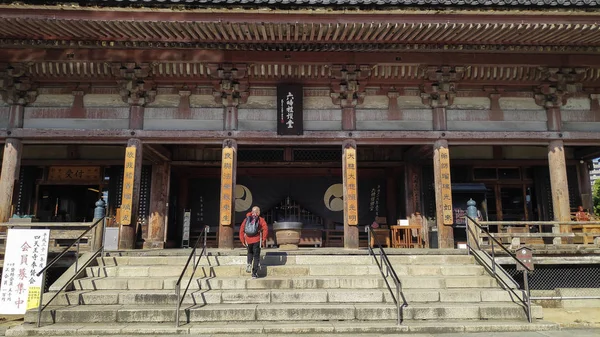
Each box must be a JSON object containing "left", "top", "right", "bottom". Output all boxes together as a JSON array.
[
  {"left": 344, "top": 148, "right": 358, "bottom": 225},
  {"left": 277, "top": 84, "right": 303, "bottom": 135},
  {"left": 120, "top": 146, "right": 137, "bottom": 225},
  {"left": 439, "top": 147, "right": 453, "bottom": 225},
  {"left": 220, "top": 147, "right": 235, "bottom": 226},
  {"left": 0, "top": 229, "right": 50, "bottom": 314}
]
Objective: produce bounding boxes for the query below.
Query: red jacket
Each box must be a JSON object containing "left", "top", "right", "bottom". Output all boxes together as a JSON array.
[{"left": 239, "top": 212, "right": 268, "bottom": 245}]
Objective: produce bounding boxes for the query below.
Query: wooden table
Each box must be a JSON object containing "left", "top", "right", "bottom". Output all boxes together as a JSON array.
[{"left": 391, "top": 225, "right": 423, "bottom": 248}]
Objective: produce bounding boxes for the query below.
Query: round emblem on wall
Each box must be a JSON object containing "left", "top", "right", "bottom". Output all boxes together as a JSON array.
[
  {"left": 324, "top": 183, "right": 344, "bottom": 212},
  {"left": 235, "top": 184, "right": 253, "bottom": 212}
]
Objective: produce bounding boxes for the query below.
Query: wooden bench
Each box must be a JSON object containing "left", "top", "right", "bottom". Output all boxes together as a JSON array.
[
  {"left": 325, "top": 229, "right": 344, "bottom": 247},
  {"left": 299, "top": 229, "right": 323, "bottom": 247}
]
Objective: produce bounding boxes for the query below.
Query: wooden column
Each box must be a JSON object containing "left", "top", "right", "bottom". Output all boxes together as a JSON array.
[
  {"left": 386, "top": 168, "right": 397, "bottom": 224},
  {"left": 119, "top": 138, "right": 143, "bottom": 250},
  {"left": 129, "top": 105, "right": 144, "bottom": 130},
  {"left": 548, "top": 140, "right": 571, "bottom": 243},
  {"left": 577, "top": 160, "right": 593, "bottom": 212},
  {"left": 546, "top": 106, "right": 562, "bottom": 131},
  {"left": 432, "top": 107, "right": 447, "bottom": 131},
  {"left": 8, "top": 104, "right": 24, "bottom": 129},
  {"left": 218, "top": 139, "right": 237, "bottom": 249},
  {"left": 341, "top": 106, "right": 356, "bottom": 131},
  {"left": 144, "top": 162, "right": 170, "bottom": 249},
  {"left": 343, "top": 140, "right": 359, "bottom": 249},
  {"left": 434, "top": 139, "right": 454, "bottom": 249},
  {"left": 0, "top": 138, "right": 22, "bottom": 224}
]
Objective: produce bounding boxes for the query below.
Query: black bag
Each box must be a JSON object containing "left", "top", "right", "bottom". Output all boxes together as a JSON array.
[{"left": 244, "top": 216, "right": 260, "bottom": 236}]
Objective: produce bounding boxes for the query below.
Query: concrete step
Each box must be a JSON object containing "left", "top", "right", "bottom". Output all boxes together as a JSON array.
[
  {"left": 42, "top": 288, "right": 518, "bottom": 306},
  {"left": 73, "top": 275, "right": 498, "bottom": 291},
  {"left": 6, "top": 320, "right": 560, "bottom": 336},
  {"left": 26, "top": 302, "right": 543, "bottom": 324},
  {"left": 96, "top": 254, "right": 476, "bottom": 267},
  {"left": 85, "top": 263, "right": 484, "bottom": 278}
]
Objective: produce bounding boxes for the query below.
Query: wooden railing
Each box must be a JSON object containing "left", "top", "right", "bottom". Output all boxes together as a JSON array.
[{"left": 476, "top": 221, "right": 600, "bottom": 246}]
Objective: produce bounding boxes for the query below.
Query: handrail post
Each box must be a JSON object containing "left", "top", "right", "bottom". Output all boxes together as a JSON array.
[
  {"left": 491, "top": 239, "right": 496, "bottom": 275},
  {"left": 524, "top": 270, "right": 532, "bottom": 323},
  {"left": 36, "top": 271, "right": 46, "bottom": 327},
  {"left": 75, "top": 241, "right": 80, "bottom": 273},
  {"left": 175, "top": 284, "right": 181, "bottom": 327},
  {"left": 396, "top": 282, "right": 400, "bottom": 325}
]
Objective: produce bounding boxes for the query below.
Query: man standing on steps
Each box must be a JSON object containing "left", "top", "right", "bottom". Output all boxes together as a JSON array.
[{"left": 240, "top": 206, "right": 268, "bottom": 279}]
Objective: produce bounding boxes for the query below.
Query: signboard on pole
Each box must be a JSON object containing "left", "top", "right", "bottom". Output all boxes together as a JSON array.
[
  {"left": 0, "top": 229, "right": 50, "bottom": 314},
  {"left": 182, "top": 210, "right": 191, "bottom": 248},
  {"left": 344, "top": 148, "right": 358, "bottom": 226},
  {"left": 219, "top": 147, "right": 235, "bottom": 226},
  {"left": 439, "top": 147, "right": 453, "bottom": 225},
  {"left": 120, "top": 146, "right": 136, "bottom": 225}
]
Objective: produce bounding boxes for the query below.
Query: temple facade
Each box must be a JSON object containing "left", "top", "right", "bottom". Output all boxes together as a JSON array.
[{"left": 0, "top": 0, "right": 599, "bottom": 250}]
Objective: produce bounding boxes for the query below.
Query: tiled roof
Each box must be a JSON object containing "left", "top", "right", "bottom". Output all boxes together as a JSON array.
[{"left": 1, "top": 0, "right": 598, "bottom": 7}]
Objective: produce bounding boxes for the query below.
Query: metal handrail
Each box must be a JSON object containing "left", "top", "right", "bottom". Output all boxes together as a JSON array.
[
  {"left": 175, "top": 225, "right": 209, "bottom": 327},
  {"left": 465, "top": 215, "right": 532, "bottom": 322},
  {"left": 35, "top": 216, "right": 106, "bottom": 327},
  {"left": 365, "top": 226, "right": 407, "bottom": 325}
]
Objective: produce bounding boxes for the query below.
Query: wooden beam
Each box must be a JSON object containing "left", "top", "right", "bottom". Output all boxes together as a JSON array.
[
  {"left": 0, "top": 138, "right": 21, "bottom": 223},
  {"left": 1, "top": 8, "right": 599, "bottom": 26},
  {"left": 3, "top": 49, "right": 600, "bottom": 68},
  {"left": 573, "top": 146, "right": 600, "bottom": 160},
  {"left": 144, "top": 144, "right": 172, "bottom": 162},
  {"left": 6, "top": 129, "right": 600, "bottom": 146}
]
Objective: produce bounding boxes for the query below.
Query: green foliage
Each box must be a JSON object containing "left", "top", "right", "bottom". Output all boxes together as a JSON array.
[{"left": 593, "top": 179, "right": 600, "bottom": 216}]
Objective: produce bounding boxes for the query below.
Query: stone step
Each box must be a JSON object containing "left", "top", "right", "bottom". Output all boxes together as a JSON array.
[
  {"left": 96, "top": 254, "right": 475, "bottom": 267},
  {"left": 27, "top": 302, "right": 543, "bottom": 324},
  {"left": 72, "top": 275, "right": 498, "bottom": 291},
  {"left": 6, "top": 320, "right": 560, "bottom": 336},
  {"left": 85, "top": 263, "right": 484, "bottom": 278},
  {"left": 42, "top": 288, "right": 517, "bottom": 306}
]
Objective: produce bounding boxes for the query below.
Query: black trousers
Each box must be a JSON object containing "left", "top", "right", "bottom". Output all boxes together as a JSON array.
[{"left": 246, "top": 242, "right": 261, "bottom": 275}]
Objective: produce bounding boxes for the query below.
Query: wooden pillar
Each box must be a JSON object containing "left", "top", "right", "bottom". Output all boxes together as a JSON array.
[
  {"left": 224, "top": 106, "right": 238, "bottom": 131},
  {"left": 218, "top": 139, "right": 237, "bottom": 249},
  {"left": 546, "top": 106, "right": 562, "bottom": 132},
  {"left": 119, "top": 138, "right": 143, "bottom": 250},
  {"left": 548, "top": 140, "right": 571, "bottom": 242},
  {"left": 0, "top": 138, "right": 22, "bottom": 224},
  {"left": 342, "top": 106, "right": 356, "bottom": 131},
  {"left": 434, "top": 140, "right": 454, "bottom": 249},
  {"left": 144, "top": 162, "right": 170, "bottom": 249},
  {"left": 432, "top": 107, "right": 447, "bottom": 131},
  {"left": 386, "top": 168, "right": 396, "bottom": 224},
  {"left": 404, "top": 163, "right": 421, "bottom": 217},
  {"left": 577, "top": 160, "right": 593, "bottom": 212},
  {"left": 129, "top": 105, "right": 144, "bottom": 130},
  {"left": 8, "top": 104, "right": 24, "bottom": 129},
  {"left": 343, "top": 140, "right": 359, "bottom": 249}
]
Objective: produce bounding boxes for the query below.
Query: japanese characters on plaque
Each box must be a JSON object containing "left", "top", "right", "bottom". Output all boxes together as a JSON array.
[
  {"left": 48, "top": 166, "right": 101, "bottom": 182},
  {"left": 277, "top": 84, "right": 303, "bottom": 135},
  {"left": 120, "top": 147, "right": 137, "bottom": 226},
  {"left": 344, "top": 148, "right": 358, "bottom": 226},
  {"left": 220, "top": 147, "right": 235, "bottom": 226},
  {"left": 0, "top": 229, "right": 50, "bottom": 314},
  {"left": 439, "top": 147, "right": 453, "bottom": 225}
]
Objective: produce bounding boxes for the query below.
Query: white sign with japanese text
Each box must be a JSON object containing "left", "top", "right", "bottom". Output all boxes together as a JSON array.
[{"left": 0, "top": 229, "right": 50, "bottom": 314}]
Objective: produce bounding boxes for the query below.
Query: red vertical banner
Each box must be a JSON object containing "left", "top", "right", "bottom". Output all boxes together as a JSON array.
[{"left": 220, "top": 147, "right": 235, "bottom": 226}]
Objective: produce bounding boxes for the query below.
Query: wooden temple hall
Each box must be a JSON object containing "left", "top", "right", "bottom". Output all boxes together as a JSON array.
[{"left": 0, "top": 0, "right": 599, "bottom": 251}]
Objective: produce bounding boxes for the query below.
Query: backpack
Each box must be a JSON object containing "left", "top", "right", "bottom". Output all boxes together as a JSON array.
[{"left": 244, "top": 216, "right": 260, "bottom": 236}]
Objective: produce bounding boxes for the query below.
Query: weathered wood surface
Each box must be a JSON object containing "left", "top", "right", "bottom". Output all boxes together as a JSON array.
[{"left": 0, "top": 138, "right": 22, "bottom": 224}]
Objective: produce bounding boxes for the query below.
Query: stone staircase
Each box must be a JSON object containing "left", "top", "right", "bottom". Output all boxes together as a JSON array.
[{"left": 7, "top": 250, "right": 557, "bottom": 336}]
